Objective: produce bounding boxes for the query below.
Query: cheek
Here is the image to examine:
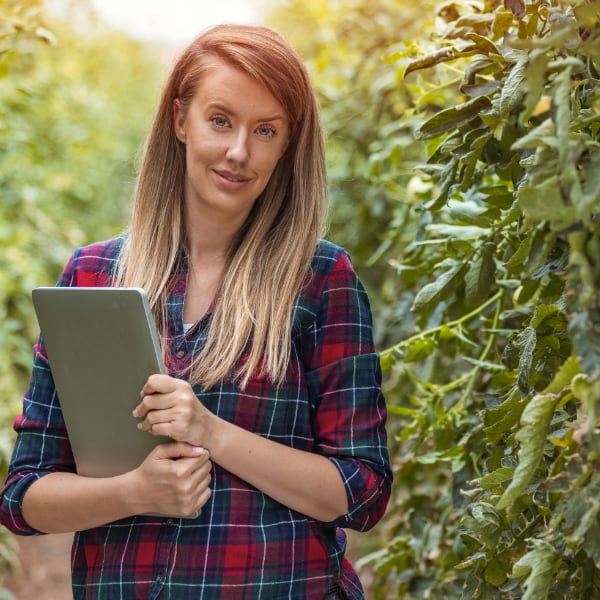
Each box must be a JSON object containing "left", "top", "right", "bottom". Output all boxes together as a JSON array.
[
  {"left": 186, "top": 137, "right": 221, "bottom": 164},
  {"left": 256, "top": 148, "right": 285, "bottom": 178}
]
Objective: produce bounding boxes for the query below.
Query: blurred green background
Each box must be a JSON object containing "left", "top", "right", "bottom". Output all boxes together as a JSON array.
[{"left": 1, "top": 0, "right": 599, "bottom": 598}]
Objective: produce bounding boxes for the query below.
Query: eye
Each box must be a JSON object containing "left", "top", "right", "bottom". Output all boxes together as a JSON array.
[
  {"left": 256, "top": 124, "right": 276, "bottom": 138},
  {"left": 210, "top": 114, "right": 230, "bottom": 128}
]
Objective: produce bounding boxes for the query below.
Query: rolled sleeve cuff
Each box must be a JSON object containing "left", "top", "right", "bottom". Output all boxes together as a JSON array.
[
  {"left": 0, "top": 471, "right": 48, "bottom": 535},
  {"left": 327, "top": 456, "right": 391, "bottom": 531}
]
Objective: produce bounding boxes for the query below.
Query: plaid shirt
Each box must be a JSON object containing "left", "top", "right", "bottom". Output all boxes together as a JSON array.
[{"left": 1, "top": 236, "right": 391, "bottom": 600}]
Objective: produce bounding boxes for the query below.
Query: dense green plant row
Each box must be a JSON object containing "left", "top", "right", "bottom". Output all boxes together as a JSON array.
[
  {"left": 368, "top": 0, "right": 599, "bottom": 598},
  {"left": 0, "top": 0, "right": 163, "bottom": 582},
  {"left": 269, "top": 0, "right": 599, "bottom": 597}
]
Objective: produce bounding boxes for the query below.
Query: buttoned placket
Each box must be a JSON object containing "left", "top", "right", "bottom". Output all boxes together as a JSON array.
[{"left": 147, "top": 518, "right": 179, "bottom": 600}]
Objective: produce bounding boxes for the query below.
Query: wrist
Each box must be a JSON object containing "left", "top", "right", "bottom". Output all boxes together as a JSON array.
[
  {"left": 116, "top": 469, "right": 148, "bottom": 517},
  {"left": 204, "top": 412, "right": 227, "bottom": 462}
]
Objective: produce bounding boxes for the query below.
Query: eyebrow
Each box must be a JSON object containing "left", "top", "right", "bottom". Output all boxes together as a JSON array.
[{"left": 207, "top": 101, "right": 285, "bottom": 123}]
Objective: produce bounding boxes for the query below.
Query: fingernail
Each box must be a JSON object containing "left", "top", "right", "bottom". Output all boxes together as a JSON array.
[
  {"left": 192, "top": 447, "right": 205, "bottom": 455},
  {"left": 137, "top": 422, "right": 142, "bottom": 430},
  {"left": 132, "top": 408, "right": 138, "bottom": 418}
]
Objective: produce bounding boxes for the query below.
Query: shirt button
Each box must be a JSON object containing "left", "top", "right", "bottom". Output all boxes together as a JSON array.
[
  {"left": 175, "top": 350, "right": 185, "bottom": 358},
  {"left": 155, "top": 574, "right": 163, "bottom": 583},
  {"left": 166, "top": 518, "right": 174, "bottom": 525}
]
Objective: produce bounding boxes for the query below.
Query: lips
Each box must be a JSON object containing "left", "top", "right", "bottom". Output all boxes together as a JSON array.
[{"left": 214, "top": 169, "right": 251, "bottom": 183}]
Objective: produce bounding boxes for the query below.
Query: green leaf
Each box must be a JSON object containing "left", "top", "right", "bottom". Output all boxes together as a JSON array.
[
  {"left": 520, "top": 51, "right": 550, "bottom": 124},
  {"left": 495, "top": 391, "right": 557, "bottom": 511},
  {"left": 511, "top": 539, "right": 557, "bottom": 600},
  {"left": 484, "top": 557, "right": 507, "bottom": 586},
  {"left": 412, "top": 259, "right": 465, "bottom": 313},
  {"left": 517, "top": 177, "right": 577, "bottom": 230},
  {"left": 404, "top": 44, "right": 478, "bottom": 77},
  {"left": 416, "top": 445, "right": 464, "bottom": 464},
  {"left": 465, "top": 242, "right": 496, "bottom": 306},
  {"left": 578, "top": 152, "right": 600, "bottom": 220},
  {"left": 505, "top": 230, "right": 535, "bottom": 274},
  {"left": 466, "top": 32, "right": 500, "bottom": 55},
  {"left": 552, "top": 65, "right": 572, "bottom": 169},
  {"left": 447, "top": 198, "right": 494, "bottom": 227},
  {"left": 530, "top": 304, "right": 559, "bottom": 330},
  {"left": 511, "top": 118, "right": 556, "bottom": 151},
  {"left": 496, "top": 357, "right": 579, "bottom": 511},
  {"left": 499, "top": 57, "right": 527, "bottom": 116},
  {"left": 464, "top": 502, "right": 504, "bottom": 544},
  {"left": 404, "top": 337, "right": 437, "bottom": 362},
  {"left": 478, "top": 466, "right": 516, "bottom": 489},
  {"left": 416, "top": 96, "right": 492, "bottom": 140},
  {"left": 380, "top": 352, "right": 395, "bottom": 372},
  {"left": 424, "top": 156, "right": 459, "bottom": 210},
  {"left": 516, "top": 326, "right": 536, "bottom": 395},
  {"left": 484, "top": 391, "right": 524, "bottom": 444},
  {"left": 426, "top": 223, "right": 492, "bottom": 239}
]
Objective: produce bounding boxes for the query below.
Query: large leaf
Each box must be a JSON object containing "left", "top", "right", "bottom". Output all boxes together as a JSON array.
[
  {"left": 499, "top": 56, "right": 527, "bottom": 116},
  {"left": 404, "top": 43, "right": 478, "bottom": 77},
  {"left": 465, "top": 241, "right": 496, "bottom": 306},
  {"left": 416, "top": 96, "right": 492, "bottom": 140},
  {"left": 496, "top": 356, "right": 580, "bottom": 511},
  {"left": 412, "top": 259, "right": 465, "bottom": 313},
  {"left": 511, "top": 539, "right": 557, "bottom": 600},
  {"left": 426, "top": 224, "right": 492, "bottom": 239}
]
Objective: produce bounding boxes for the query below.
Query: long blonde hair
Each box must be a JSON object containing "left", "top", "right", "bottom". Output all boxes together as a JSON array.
[{"left": 115, "top": 24, "right": 328, "bottom": 389}]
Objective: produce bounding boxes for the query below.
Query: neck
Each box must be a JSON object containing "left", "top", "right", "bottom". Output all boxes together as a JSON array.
[{"left": 184, "top": 204, "right": 245, "bottom": 267}]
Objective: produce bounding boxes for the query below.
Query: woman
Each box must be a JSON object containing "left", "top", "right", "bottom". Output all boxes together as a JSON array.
[{"left": 1, "top": 24, "right": 391, "bottom": 599}]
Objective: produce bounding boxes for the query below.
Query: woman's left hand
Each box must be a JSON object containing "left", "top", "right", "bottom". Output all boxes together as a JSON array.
[{"left": 134, "top": 374, "right": 217, "bottom": 447}]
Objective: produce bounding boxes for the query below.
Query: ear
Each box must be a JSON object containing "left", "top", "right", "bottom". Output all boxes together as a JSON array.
[{"left": 173, "top": 98, "right": 187, "bottom": 143}]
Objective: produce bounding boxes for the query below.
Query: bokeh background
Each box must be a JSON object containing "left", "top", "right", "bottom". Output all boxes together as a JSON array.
[{"left": 1, "top": 0, "right": 599, "bottom": 598}]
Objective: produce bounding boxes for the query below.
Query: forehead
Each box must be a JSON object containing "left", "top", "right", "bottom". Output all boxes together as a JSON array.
[{"left": 193, "top": 59, "right": 286, "bottom": 118}]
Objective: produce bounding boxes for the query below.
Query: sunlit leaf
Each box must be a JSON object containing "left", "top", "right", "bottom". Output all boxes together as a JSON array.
[
  {"left": 496, "top": 357, "right": 579, "bottom": 510},
  {"left": 412, "top": 259, "right": 465, "bottom": 313},
  {"left": 465, "top": 241, "right": 496, "bottom": 306},
  {"left": 553, "top": 66, "right": 572, "bottom": 168},
  {"left": 404, "top": 337, "right": 437, "bottom": 362},
  {"left": 416, "top": 96, "right": 492, "bottom": 140},
  {"left": 426, "top": 224, "right": 492, "bottom": 239},
  {"left": 404, "top": 44, "right": 477, "bottom": 77},
  {"left": 511, "top": 539, "right": 557, "bottom": 600},
  {"left": 478, "top": 466, "right": 515, "bottom": 489},
  {"left": 499, "top": 57, "right": 527, "bottom": 116}
]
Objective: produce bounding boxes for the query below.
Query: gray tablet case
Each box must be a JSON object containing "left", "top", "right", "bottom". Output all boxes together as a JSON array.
[{"left": 32, "top": 286, "right": 170, "bottom": 478}]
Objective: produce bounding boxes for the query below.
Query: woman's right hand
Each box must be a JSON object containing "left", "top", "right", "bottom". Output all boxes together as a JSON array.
[{"left": 131, "top": 442, "right": 212, "bottom": 517}]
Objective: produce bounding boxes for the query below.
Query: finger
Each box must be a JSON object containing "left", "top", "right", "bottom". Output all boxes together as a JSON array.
[
  {"left": 133, "top": 392, "right": 177, "bottom": 419},
  {"left": 140, "top": 418, "right": 173, "bottom": 436},
  {"left": 151, "top": 442, "right": 206, "bottom": 460},
  {"left": 196, "top": 486, "right": 212, "bottom": 509},
  {"left": 141, "top": 373, "right": 178, "bottom": 397}
]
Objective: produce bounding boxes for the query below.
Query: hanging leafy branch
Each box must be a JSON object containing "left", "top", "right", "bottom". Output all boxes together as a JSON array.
[{"left": 363, "top": 0, "right": 600, "bottom": 597}]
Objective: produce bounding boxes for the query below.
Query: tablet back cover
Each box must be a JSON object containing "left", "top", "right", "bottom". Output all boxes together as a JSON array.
[{"left": 32, "top": 286, "right": 170, "bottom": 478}]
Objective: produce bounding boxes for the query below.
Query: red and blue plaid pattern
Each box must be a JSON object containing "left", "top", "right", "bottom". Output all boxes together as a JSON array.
[{"left": 1, "top": 236, "right": 391, "bottom": 599}]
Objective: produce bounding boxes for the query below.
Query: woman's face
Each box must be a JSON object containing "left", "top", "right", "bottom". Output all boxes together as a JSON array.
[{"left": 174, "top": 59, "right": 289, "bottom": 229}]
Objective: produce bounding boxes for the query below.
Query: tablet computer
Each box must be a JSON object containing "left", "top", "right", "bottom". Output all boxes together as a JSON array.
[{"left": 32, "top": 286, "right": 171, "bottom": 478}]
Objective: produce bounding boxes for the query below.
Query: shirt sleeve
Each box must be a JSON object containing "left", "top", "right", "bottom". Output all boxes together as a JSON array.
[
  {"left": 303, "top": 248, "right": 392, "bottom": 532},
  {"left": 0, "top": 255, "right": 78, "bottom": 535}
]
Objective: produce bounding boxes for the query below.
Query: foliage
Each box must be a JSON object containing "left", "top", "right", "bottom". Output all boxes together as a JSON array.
[
  {"left": 0, "top": 0, "right": 163, "bottom": 583},
  {"left": 267, "top": 0, "right": 440, "bottom": 347},
  {"left": 363, "top": 0, "right": 599, "bottom": 598},
  {"left": 270, "top": 0, "right": 600, "bottom": 597}
]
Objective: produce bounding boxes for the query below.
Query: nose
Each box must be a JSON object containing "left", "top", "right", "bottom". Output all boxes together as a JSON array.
[{"left": 226, "top": 129, "right": 250, "bottom": 164}]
